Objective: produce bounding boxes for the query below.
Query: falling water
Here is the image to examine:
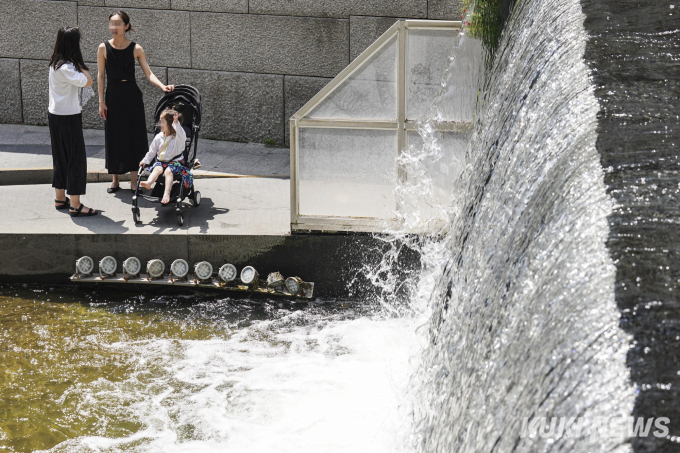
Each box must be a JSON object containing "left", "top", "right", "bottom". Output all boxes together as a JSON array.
[
  {"left": 394, "top": 0, "right": 637, "bottom": 450},
  {"left": 0, "top": 0, "right": 652, "bottom": 451}
]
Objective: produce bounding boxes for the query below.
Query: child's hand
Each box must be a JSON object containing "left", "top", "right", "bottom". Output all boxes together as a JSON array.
[{"left": 173, "top": 113, "right": 179, "bottom": 123}]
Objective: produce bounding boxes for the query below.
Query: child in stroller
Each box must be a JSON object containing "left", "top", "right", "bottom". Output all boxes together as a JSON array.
[
  {"left": 139, "top": 109, "right": 190, "bottom": 205},
  {"left": 131, "top": 84, "right": 202, "bottom": 226}
]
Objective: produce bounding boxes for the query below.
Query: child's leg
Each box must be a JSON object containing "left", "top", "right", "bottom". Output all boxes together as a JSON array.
[
  {"left": 141, "top": 166, "right": 163, "bottom": 190},
  {"left": 161, "top": 168, "right": 174, "bottom": 204}
]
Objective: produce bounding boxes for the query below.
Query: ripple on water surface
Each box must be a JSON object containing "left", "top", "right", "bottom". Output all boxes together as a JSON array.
[{"left": 0, "top": 285, "right": 423, "bottom": 453}]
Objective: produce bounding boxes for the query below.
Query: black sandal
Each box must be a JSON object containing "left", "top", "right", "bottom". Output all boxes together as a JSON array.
[
  {"left": 107, "top": 184, "right": 121, "bottom": 194},
  {"left": 55, "top": 197, "right": 70, "bottom": 210},
  {"left": 69, "top": 204, "right": 98, "bottom": 217}
]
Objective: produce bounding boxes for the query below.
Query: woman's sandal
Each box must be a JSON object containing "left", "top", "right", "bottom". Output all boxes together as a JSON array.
[
  {"left": 69, "top": 204, "right": 98, "bottom": 217},
  {"left": 55, "top": 197, "right": 70, "bottom": 210},
  {"left": 107, "top": 184, "right": 121, "bottom": 194}
]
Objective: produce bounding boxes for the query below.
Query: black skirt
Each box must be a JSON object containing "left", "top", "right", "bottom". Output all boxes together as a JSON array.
[
  {"left": 105, "top": 81, "right": 148, "bottom": 175},
  {"left": 48, "top": 112, "right": 87, "bottom": 196}
]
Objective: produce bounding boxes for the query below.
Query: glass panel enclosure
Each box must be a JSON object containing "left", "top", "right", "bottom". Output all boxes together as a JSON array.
[
  {"left": 309, "top": 36, "right": 398, "bottom": 120},
  {"left": 290, "top": 20, "right": 476, "bottom": 233},
  {"left": 427, "top": 35, "right": 485, "bottom": 123},
  {"left": 299, "top": 128, "right": 397, "bottom": 218},
  {"left": 407, "top": 131, "right": 467, "bottom": 210},
  {"left": 406, "top": 29, "right": 460, "bottom": 120}
]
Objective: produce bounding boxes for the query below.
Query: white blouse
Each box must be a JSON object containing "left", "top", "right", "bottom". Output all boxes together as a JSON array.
[
  {"left": 48, "top": 63, "right": 88, "bottom": 115},
  {"left": 141, "top": 119, "right": 188, "bottom": 165}
]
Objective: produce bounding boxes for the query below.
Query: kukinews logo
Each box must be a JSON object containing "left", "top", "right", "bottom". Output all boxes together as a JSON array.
[{"left": 520, "top": 416, "right": 670, "bottom": 440}]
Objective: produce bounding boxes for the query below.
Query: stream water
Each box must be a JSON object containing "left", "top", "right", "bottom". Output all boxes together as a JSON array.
[
  {"left": 3, "top": 0, "right": 673, "bottom": 450},
  {"left": 1, "top": 286, "right": 425, "bottom": 452}
]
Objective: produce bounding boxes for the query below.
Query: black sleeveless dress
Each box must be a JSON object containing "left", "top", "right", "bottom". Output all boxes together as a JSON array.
[{"left": 104, "top": 41, "right": 148, "bottom": 175}]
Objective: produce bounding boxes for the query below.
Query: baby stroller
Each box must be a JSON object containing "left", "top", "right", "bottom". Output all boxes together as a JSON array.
[{"left": 132, "top": 85, "right": 202, "bottom": 226}]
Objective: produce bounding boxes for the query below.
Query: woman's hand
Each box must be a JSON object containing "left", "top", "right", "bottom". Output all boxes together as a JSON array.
[
  {"left": 173, "top": 112, "right": 179, "bottom": 123},
  {"left": 99, "top": 102, "right": 108, "bottom": 120},
  {"left": 162, "top": 85, "right": 175, "bottom": 93},
  {"left": 139, "top": 161, "right": 146, "bottom": 168}
]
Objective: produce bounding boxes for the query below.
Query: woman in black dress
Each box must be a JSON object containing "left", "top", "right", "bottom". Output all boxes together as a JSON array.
[{"left": 97, "top": 11, "right": 174, "bottom": 193}]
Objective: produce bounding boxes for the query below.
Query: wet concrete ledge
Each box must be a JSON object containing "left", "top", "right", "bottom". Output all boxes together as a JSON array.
[
  {"left": 0, "top": 176, "right": 419, "bottom": 299},
  {"left": 0, "top": 233, "right": 420, "bottom": 300}
]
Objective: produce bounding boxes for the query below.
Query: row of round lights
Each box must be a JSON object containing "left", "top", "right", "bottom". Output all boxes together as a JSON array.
[{"left": 75, "top": 256, "right": 291, "bottom": 289}]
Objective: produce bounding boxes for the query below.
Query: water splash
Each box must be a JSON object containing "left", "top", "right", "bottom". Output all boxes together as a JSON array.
[{"left": 369, "top": 0, "right": 637, "bottom": 450}]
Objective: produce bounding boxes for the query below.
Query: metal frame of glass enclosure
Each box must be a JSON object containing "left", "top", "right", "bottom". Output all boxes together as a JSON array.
[{"left": 290, "top": 20, "right": 464, "bottom": 233}]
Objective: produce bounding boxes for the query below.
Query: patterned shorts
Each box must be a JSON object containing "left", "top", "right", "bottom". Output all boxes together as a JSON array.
[{"left": 147, "top": 160, "right": 194, "bottom": 189}]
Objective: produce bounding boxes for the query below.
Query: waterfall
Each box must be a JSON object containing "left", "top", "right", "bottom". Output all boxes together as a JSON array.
[{"left": 397, "top": 0, "right": 638, "bottom": 450}]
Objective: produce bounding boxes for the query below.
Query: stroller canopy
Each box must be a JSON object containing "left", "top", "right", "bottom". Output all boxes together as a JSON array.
[{"left": 153, "top": 85, "right": 201, "bottom": 130}]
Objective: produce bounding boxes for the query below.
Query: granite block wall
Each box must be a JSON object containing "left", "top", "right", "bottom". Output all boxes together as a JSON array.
[{"left": 1, "top": 0, "right": 461, "bottom": 144}]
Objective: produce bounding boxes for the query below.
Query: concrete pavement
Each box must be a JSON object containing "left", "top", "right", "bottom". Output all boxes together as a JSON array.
[
  {"left": 0, "top": 179, "right": 420, "bottom": 299},
  {"left": 1, "top": 179, "right": 290, "bottom": 236},
  {"left": 0, "top": 123, "right": 290, "bottom": 184},
  {"left": 0, "top": 125, "right": 420, "bottom": 299}
]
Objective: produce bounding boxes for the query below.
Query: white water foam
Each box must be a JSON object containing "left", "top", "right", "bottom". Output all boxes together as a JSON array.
[{"left": 43, "top": 310, "right": 427, "bottom": 452}]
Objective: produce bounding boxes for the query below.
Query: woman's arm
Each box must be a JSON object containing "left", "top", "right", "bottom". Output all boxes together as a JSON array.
[
  {"left": 59, "top": 65, "right": 88, "bottom": 87},
  {"left": 82, "top": 69, "right": 93, "bottom": 88},
  {"left": 97, "top": 43, "right": 107, "bottom": 119},
  {"left": 135, "top": 44, "right": 174, "bottom": 93}
]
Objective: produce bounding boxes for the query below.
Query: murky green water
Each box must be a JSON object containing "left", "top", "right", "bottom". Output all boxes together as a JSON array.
[
  {"left": 0, "top": 286, "right": 323, "bottom": 451},
  {"left": 0, "top": 285, "right": 416, "bottom": 453}
]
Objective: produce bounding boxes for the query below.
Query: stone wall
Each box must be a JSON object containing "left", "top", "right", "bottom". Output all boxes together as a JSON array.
[{"left": 0, "top": 0, "right": 462, "bottom": 144}]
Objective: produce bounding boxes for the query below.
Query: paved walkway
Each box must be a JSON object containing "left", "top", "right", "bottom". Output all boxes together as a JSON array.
[
  {"left": 0, "top": 123, "right": 291, "bottom": 236},
  {"left": 0, "top": 124, "right": 290, "bottom": 183},
  {"left": 1, "top": 179, "right": 290, "bottom": 235}
]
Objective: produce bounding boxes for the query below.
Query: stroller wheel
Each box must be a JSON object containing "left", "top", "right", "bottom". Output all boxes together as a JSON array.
[
  {"left": 192, "top": 191, "right": 201, "bottom": 207},
  {"left": 177, "top": 213, "right": 184, "bottom": 226},
  {"left": 132, "top": 207, "right": 141, "bottom": 224}
]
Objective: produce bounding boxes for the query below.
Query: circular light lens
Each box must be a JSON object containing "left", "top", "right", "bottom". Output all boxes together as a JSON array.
[
  {"left": 285, "top": 277, "right": 302, "bottom": 294},
  {"left": 171, "top": 259, "right": 189, "bottom": 278},
  {"left": 194, "top": 261, "right": 213, "bottom": 281},
  {"left": 147, "top": 259, "right": 165, "bottom": 278},
  {"left": 219, "top": 264, "right": 237, "bottom": 282},
  {"left": 99, "top": 256, "right": 117, "bottom": 276},
  {"left": 76, "top": 256, "right": 94, "bottom": 275},
  {"left": 240, "top": 266, "right": 258, "bottom": 284},
  {"left": 123, "top": 257, "right": 141, "bottom": 276}
]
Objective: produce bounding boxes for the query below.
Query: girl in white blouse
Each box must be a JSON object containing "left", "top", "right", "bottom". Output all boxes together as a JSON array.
[
  {"left": 139, "top": 109, "right": 190, "bottom": 204},
  {"left": 48, "top": 26, "right": 98, "bottom": 217}
]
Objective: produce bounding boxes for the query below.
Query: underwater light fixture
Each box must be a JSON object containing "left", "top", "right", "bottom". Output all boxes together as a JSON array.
[
  {"left": 267, "top": 272, "right": 285, "bottom": 289},
  {"left": 99, "top": 256, "right": 117, "bottom": 278},
  {"left": 147, "top": 259, "right": 165, "bottom": 279},
  {"left": 123, "top": 257, "right": 141, "bottom": 279},
  {"left": 194, "top": 261, "right": 213, "bottom": 281},
  {"left": 240, "top": 266, "right": 258, "bottom": 285},
  {"left": 285, "top": 277, "right": 303, "bottom": 295},
  {"left": 171, "top": 259, "right": 189, "bottom": 280},
  {"left": 218, "top": 264, "right": 237, "bottom": 283},
  {"left": 70, "top": 257, "right": 314, "bottom": 298},
  {"left": 75, "top": 256, "right": 94, "bottom": 277}
]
